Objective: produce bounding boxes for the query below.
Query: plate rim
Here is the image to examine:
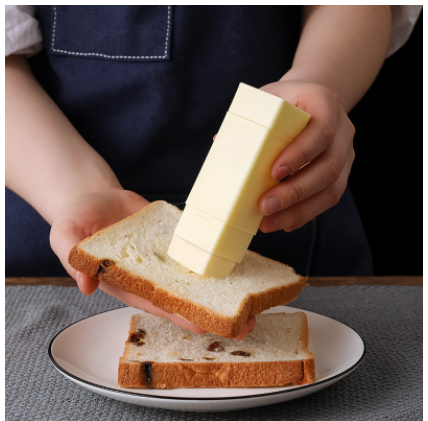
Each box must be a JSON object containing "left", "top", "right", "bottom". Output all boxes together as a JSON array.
[{"left": 48, "top": 306, "right": 366, "bottom": 402}]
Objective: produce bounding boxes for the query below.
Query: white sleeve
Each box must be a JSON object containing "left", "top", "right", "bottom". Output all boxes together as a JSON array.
[
  {"left": 5, "top": 5, "right": 43, "bottom": 57},
  {"left": 388, "top": 5, "right": 422, "bottom": 57}
]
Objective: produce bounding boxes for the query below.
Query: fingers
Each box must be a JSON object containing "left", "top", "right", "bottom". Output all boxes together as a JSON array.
[
  {"left": 234, "top": 315, "right": 256, "bottom": 340},
  {"left": 167, "top": 314, "right": 207, "bottom": 335},
  {"left": 270, "top": 93, "right": 342, "bottom": 182},
  {"left": 261, "top": 147, "right": 355, "bottom": 233},
  {"left": 98, "top": 281, "right": 207, "bottom": 334},
  {"left": 50, "top": 220, "right": 85, "bottom": 280},
  {"left": 75, "top": 272, "right": 99, "bottom": 295},
  {"left": 99, "top": 281, "right": 257, "bottom": 338},
  {"left": 260, "top": 112, "right": 354, "bottom": 216},
  {"left": 50, "top": 219, "right": 101, "bottom": 295}
]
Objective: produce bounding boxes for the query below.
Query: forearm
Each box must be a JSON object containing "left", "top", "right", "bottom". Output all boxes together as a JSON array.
[
  {"left": 6, "top": 55, "right": 121, "bottom": 224},
  {"left": 282, "top": 5, "right": 391, "bottom": 112}
]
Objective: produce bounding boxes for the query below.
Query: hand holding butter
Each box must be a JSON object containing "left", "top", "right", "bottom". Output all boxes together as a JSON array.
[
  {"left": 168, "top": 83, "right": 311, "bottom": 277},
  {"left": 257, "top": 79, "right": 356, "bottom": 234}
]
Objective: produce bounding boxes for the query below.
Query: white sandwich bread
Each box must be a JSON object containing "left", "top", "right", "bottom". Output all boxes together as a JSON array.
[
  {"left": 69, "top": 201, "right": 307, "bottom": 338},
  {"left": 119, "top": 312, "right": 315, "bottom": 388}
]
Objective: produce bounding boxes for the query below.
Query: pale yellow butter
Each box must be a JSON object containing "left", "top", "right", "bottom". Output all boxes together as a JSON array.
[
  {"left": 186, "top": 112, "right": 292, "bottom": 234},
  {"left": 173, "top": 205, "right": 253, "bottom": 263},
  {"left": 168, "top": 235, "right": 236, "bottom": 278},
  {"left": 167, "top": 83, "right": 311, "bottom": 277},
  {"left": 229, "top": 83, "right": 311, "bottom": 140}
]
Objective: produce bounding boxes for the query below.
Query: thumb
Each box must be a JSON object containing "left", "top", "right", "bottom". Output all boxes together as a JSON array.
[{"left": 50, "top": 221, "right": 99, "bottom": 295}]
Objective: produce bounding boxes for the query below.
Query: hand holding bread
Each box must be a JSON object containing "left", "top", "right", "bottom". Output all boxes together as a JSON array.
[
  {"left": 68, "top": 201, "right": 307, "bottom": 338},
  {"left": 50, "top": 188, "right": 256, "bottom": 337},
  {"left": 50, "top": 186, "right": 149, "bottom": 293}
]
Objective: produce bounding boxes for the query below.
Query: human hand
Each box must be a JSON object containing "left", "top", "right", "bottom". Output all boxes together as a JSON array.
[
  {"left": 50, "top": 186, "right": 256, "bottom": 339},
  {"left": 258, "top": 79, "right": 355, "bottom": 233}
]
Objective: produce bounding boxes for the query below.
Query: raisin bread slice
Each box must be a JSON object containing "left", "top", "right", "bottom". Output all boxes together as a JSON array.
[
  {"left": 69, "top": 201, "right": 307, "bottom": 338},
  {"left": 119, "top": 312, "right": 315, "bottom": 389}
]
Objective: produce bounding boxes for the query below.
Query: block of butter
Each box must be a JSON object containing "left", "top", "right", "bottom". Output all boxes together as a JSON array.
[{"left": 167, "top": 83, "right": 311, "bottom": 277}]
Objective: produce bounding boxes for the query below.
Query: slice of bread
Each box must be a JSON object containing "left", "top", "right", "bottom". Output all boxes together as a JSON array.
[
  {"left": 119, "top": 311, "right": 315, "bottom": 388},
  {"left": 69, "top": 201, "right": 307, "bottom": 337}
]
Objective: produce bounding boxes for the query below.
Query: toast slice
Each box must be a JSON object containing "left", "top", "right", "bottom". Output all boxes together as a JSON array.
[
  {"left": 69, "top": 201, "right": 306, "bottom": 337},
  {"left": 119, "top": 312, "right": 315, "bottom": 388}
]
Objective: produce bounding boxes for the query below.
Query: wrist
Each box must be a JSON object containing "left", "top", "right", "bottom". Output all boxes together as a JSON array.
[
  {"left": 279, "top": 68, "right": 354, "bottom": 112},
  {"left": 50, "top": 177, "right": 123, "bottom": 225},
  {"left": 280, "top": 67, "right": 336, "bottom": 95}
]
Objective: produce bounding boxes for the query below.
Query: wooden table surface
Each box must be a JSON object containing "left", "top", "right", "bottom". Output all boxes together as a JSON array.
[{"left": 5, "top": 276, "right": 422, "bottom": 287}]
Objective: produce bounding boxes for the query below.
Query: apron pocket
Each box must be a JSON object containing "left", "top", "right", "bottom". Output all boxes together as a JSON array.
[{"left": 50, "top": 6, "right": 172, "bottom": 62}]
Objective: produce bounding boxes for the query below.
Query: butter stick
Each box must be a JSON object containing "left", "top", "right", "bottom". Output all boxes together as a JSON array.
[{"left": 168, "top": 83, "right": 311, "bottom": 277}]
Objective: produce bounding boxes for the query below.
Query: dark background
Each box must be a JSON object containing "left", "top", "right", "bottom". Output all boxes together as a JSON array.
[{"left": 348, "top": 11, "right": 422, "bottom": 275}]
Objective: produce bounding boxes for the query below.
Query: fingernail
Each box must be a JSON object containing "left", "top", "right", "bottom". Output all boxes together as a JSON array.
[
  {"left": 75, "top": 272, "right": 81, "bottom": 287},
  {"left": 273, "top": 165, "right": 292, "bottom": 181},
  {"left": 262, "top": 216, "right": 281, "bottom": 232},
  {"left": 262, "top": 197, "right": 282, "bottom": 216},
  {"left": 286, "top": 223, "right": 305, "bottom": 232}
]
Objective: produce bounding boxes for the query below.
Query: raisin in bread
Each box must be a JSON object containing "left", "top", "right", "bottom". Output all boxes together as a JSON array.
[
  {"left": 119, "top": 311, "right": 315, "bottom": 388},
  {"left": 69, "top": 201, "right": 307, "bottom": 338}
]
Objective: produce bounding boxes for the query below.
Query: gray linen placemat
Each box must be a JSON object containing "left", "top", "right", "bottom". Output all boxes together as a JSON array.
[{"left": 6, "top": 285, "right": 422, "bottom": 421}]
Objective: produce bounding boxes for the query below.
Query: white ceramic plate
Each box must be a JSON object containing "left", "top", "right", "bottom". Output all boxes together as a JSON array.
[{"left": 49, "top": 306, "right": 365, "bottom": 412}]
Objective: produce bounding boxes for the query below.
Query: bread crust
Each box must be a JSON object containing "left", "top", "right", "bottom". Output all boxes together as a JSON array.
[
  {"left": 118, "top": 358, "right": 315, "bottom": 389},
  {"left": 118, "top": 311, "right": 315, "bottom": 389},
  {"left": 69, "top": 201, "right": 307, "bottom": 338}
]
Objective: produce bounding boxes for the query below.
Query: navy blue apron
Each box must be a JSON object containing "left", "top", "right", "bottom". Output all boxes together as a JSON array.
[{"left": 6, "top": 6, "right": 373, "bottom": 277}]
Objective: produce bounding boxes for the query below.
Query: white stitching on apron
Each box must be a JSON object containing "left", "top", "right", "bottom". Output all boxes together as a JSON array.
[{"left": 51, "top": 5, "right": 171, "bottom": 59}]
